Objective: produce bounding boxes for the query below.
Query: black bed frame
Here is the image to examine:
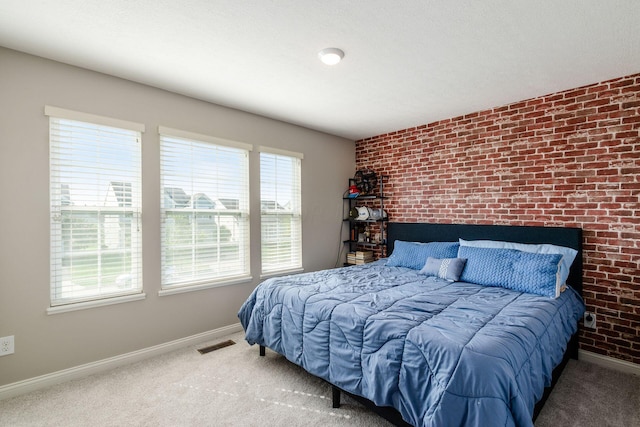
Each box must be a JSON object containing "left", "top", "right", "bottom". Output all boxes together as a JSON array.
[{"left": 259, "top": 222, "right": 583, "bottom": 427}]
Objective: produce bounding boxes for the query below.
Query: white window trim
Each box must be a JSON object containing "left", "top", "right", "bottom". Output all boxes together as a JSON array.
[
  {"left": 258, "top": 145, "right": 304, "bottom": 159},
  {"left": 47, "top": 106, "right": 145, "bottom": 310},
  {"left": 45, "top": 105, "right": 145, "bottom": 132},
  {"left": 46, "top": 293, "right": 146, "bottom": 315},
  {"left": 159, "top": 126, "right": 253, "bottom": 152},
  {"left": 158, "top": 274, "right": 253, "bottom": 297},
  {"left": 259, "top": 147, "right": 303, "bottom": 275},
  {"left": 159, "top": 128, "right": 252, "bottom": 292}
]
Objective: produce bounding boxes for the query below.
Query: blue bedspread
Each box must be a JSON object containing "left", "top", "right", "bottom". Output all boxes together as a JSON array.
[{"left": 238, "top": 260, "right": 585, "bottom": 427}]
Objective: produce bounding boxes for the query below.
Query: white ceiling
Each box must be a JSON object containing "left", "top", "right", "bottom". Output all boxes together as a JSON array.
[{"left": 1, "top": 1, "right": 639, "bottom": 140}]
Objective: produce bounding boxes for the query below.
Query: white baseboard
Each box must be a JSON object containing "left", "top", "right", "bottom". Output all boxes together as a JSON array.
[
  {"left": 0, "top": 323, "right": 243, "bottom": 401},
  {"left": 579, "top": 349, "right": 640, "bottom": 376}
]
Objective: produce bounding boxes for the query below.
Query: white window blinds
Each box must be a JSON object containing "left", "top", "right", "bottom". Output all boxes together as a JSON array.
[
  {"left": 260, "top": 148, "right": 302, "bottom": 274},
  {"left": 48, "top": 108, "right": 143, "bottom": 306},
  {"left": 160, "top": 128, "right": 251, "bottom": 288}
]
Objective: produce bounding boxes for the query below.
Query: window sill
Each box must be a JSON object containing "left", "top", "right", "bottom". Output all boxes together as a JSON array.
[
  {"left": 260, "top": 267, "right": 304, "bottom": 280},
  {"left": 158, "top": 275, "right": 253, "bottom": 297},
  {"left": 47, "top": 292, "right": 146, "bottom": 315}
]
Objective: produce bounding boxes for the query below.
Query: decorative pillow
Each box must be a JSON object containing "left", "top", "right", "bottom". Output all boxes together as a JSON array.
[
  {"left": 386, "top": 240, "right": 459, "bottom": 270},
  {"left": 459, "top": 238, "right": 578, "bottom": 293},
  {"left": 458, "top": 246, "right": 563, "bottom": 298},
  {"left": 419, "top": 257, "right": 467, "bottom": 282}
]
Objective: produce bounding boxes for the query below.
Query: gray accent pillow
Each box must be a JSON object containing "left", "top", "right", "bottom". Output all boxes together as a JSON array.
[{"left": 419, "top": 257, "right": 467, "bottom": 282}]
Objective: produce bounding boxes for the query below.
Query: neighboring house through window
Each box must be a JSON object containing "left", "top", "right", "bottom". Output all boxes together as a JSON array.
[
  {"left": 48, "top": 109, "right": 299, "bottom": 306},
  {"left": 159, "top": 127, "right": 252, "bottom": 292},
  {"left": 47, "top": 106, "right": 144, "bottom": 308},
  {"left": 260, "top": 147, "right": 303, "bottom": 275}
]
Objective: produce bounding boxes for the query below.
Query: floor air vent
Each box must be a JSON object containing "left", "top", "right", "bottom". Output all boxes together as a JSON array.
[{"left": 197, "top": 340, "right": 236, "bottom": 354}]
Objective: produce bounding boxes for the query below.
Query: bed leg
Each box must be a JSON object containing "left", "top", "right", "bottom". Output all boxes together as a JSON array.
[
  {"left": 568, "top": 332, "right": 579, "bottom": 360},
  {"left": 259, "top": 345, "right": 265, "bottom": 356},
  {"left": 332, "top": 385, "right": 341, "bottom": 408}
]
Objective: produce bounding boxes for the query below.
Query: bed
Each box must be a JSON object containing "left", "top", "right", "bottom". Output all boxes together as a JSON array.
[{"left": 238, "top": 223, "right": 585, "bottom": 427}]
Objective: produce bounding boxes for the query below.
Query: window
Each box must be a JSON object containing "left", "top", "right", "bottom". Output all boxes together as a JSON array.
[
  {"left": 260, "top": 147, "right": 303, "bottom": 274},
  {"left": 47, "top": 106, "right": 144, "bottom": 307},
  {"left": 160, "top": 127, "right": 251, "bottom": 290}
]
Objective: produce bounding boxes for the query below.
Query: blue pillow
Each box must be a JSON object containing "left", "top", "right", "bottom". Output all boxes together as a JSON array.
[
  {"left": 458, "top": 246, "right": 563, "bottom": 298},
  {"left": 419, "top": 257, "right": 467, "bottom": 282},
  {"left": 387, "top": 240, "right": 460, "bottom": 270},
  {"left": 459, "top": 238, "right": 578, "bottom": 295}
]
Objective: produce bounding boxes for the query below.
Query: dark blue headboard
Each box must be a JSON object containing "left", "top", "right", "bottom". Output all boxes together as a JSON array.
[{"left": 387, "top": 222, "right": 583, "bottom": 295}]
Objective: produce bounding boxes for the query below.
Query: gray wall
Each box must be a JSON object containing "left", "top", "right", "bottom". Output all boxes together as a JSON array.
[{"left": 0, "top": 47, "right": 355, "bottom": 386}]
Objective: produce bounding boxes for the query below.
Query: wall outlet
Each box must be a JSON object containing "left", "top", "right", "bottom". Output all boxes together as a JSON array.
[
  {"left": 583, "top": 312, "right": 596, "bottom": 329},
  {"left": 0, "top": 335, "right": 15, "bottom": 356}
]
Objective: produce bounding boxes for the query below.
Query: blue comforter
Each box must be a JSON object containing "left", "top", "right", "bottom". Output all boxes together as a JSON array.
[{"left": 238, "top": 260, "right": 585, "bottom": 427}]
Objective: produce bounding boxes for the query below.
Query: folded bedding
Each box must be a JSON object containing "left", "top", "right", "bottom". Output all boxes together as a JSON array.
[{"left": 238, "top": 260, "right": 585, "bottom": 427}]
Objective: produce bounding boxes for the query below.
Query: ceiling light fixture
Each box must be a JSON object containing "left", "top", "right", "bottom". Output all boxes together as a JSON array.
[{"left": 318, "top": 48, "right": 344, "bottom": 66}]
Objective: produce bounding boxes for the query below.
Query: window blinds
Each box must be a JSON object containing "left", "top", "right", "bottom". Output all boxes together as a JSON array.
[
  {"left": 260, "top": 149, "right": 302, "bottom": 274},
  {"left": 48, "top": 111, "right": 143, "bottom": 306},
  {"left": 160, "top": 130, "right": 251, "bottom": 288}
]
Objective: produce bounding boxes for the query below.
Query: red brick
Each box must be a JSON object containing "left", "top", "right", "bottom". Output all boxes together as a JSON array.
[{"left": 356, "top": 72, "right": 640, "bottom": 363}]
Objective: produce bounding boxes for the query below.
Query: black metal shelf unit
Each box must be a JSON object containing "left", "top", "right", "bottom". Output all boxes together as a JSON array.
[{"left": 343, "top": 175, "right": 388, "bottom": 264}]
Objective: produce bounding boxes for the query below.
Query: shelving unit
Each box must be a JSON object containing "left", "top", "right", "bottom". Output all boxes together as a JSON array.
[{"left": 343, "top": 175, "right": 388, "bottom": 265}]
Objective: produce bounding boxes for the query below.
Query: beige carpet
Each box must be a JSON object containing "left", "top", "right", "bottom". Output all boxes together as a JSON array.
[
  {"left": 0, "top": 332, "right": 390, "bottom": 427},
  {"left": 535, "top": 357, "right": 640, "bottom": 427},
  {"left": 0, "top": 331, "right": 638, "bottom": 427}
]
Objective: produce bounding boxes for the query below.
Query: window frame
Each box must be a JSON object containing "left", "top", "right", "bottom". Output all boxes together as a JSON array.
[
  {"left": 158, "top": 127, "right": 253, "bottom": 295},
  {"left": 259, "top": 146, "right": 303, "bottom": 277},
  {"left": 46, "top": 106, "right": 145, "bottom": 313}
]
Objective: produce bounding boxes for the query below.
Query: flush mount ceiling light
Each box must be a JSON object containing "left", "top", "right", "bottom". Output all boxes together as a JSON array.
[{"left": 318, "top": 48, "right": 344, "bottom": 65}]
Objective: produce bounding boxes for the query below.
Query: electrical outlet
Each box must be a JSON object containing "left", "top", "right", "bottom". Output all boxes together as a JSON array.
[
  {"left": 583, "top": 312, "right": 596, "bottom": 329},
  {"left": 0, "top": 335, "right": 15, "bottom": 356}
]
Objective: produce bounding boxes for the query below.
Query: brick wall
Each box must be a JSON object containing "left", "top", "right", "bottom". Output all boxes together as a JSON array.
[{"left": 355, "top": 73, "right": 640, "bottom": 364}]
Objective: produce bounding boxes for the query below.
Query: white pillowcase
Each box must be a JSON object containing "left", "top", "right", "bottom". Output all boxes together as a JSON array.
[{"left": 458, "top": 238, "right": 578, "bottom": 298}]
